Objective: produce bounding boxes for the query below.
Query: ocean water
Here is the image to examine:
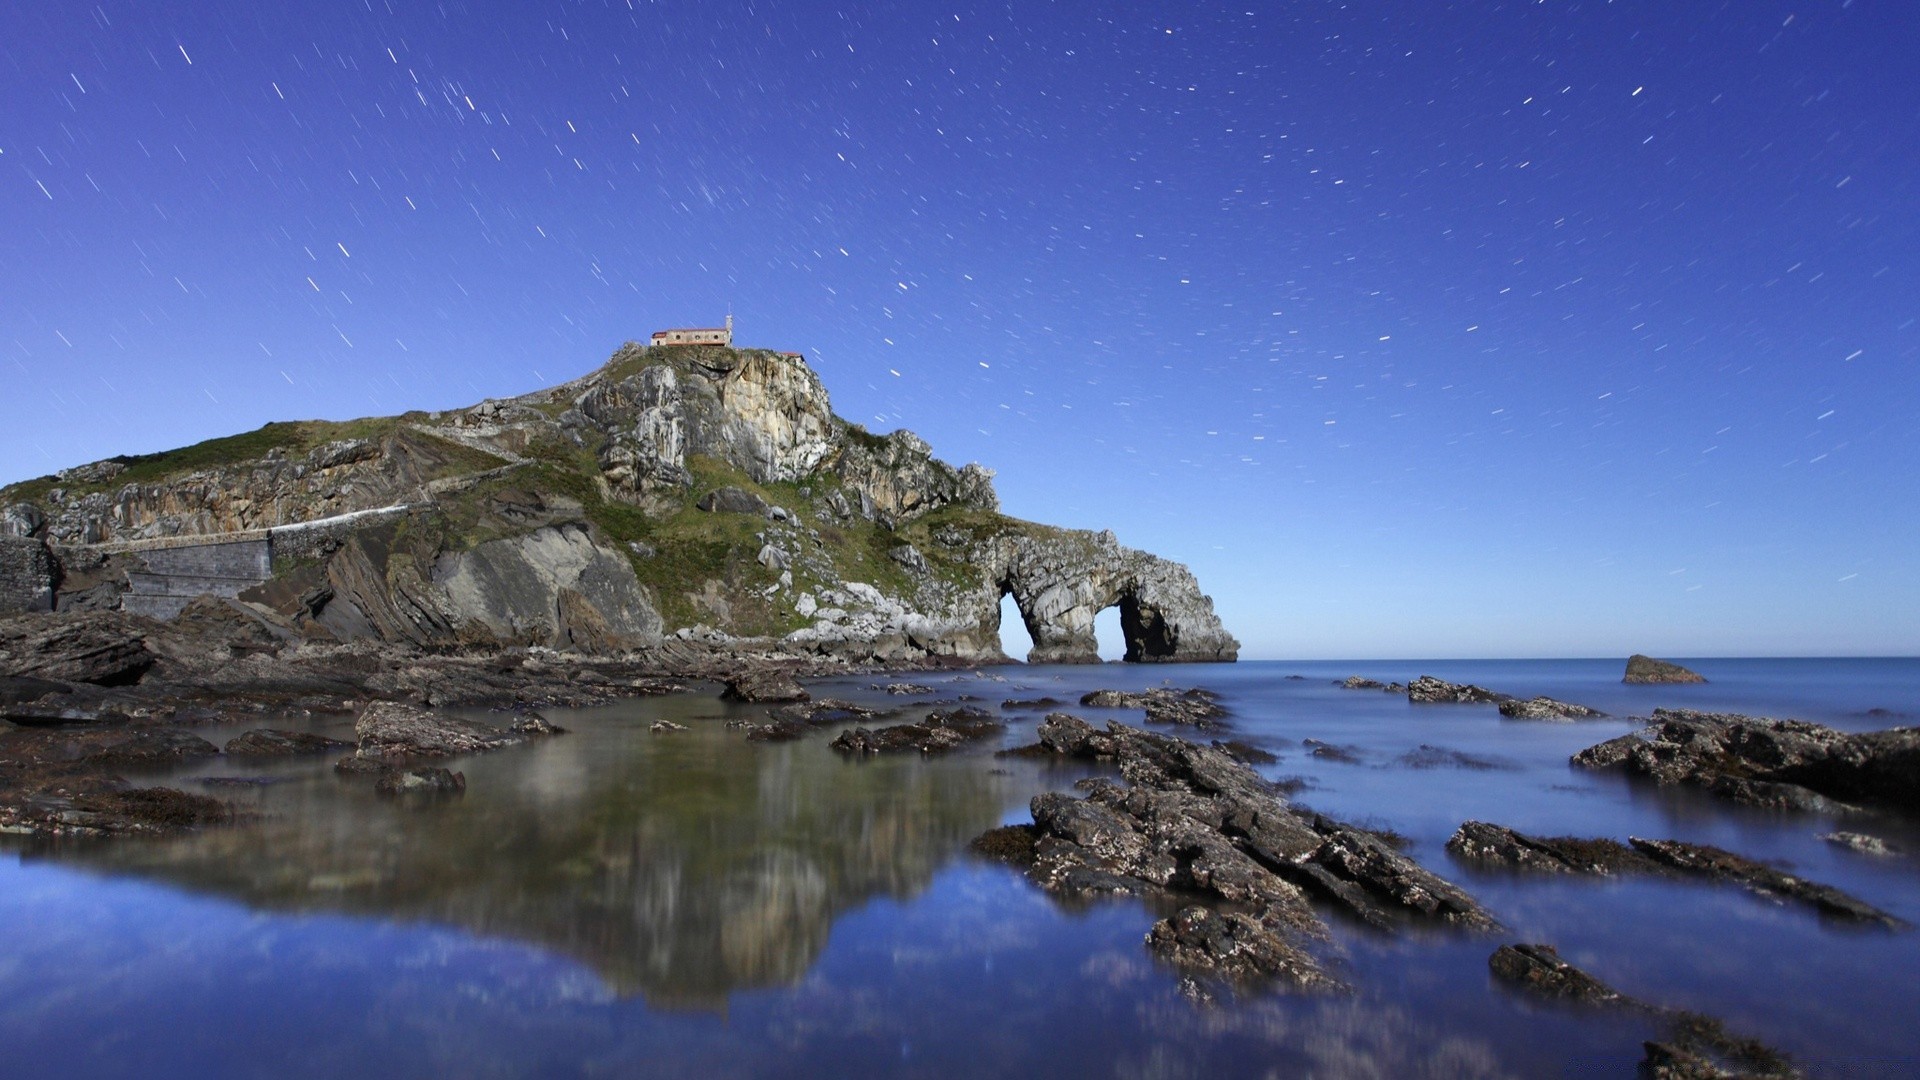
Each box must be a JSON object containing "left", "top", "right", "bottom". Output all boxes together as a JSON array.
[{"left": 2, "top": 658, "right": 1917, "bottom": 1079}]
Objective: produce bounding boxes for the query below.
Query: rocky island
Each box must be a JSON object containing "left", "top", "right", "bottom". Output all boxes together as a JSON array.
[{"left": 1, "top": 341, "right": 1235, "bottom": 668}]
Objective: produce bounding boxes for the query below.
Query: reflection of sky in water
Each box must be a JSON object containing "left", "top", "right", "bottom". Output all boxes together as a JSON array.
[{"left": 3, "top": 659, "right": 1918, "bottom": 1077}]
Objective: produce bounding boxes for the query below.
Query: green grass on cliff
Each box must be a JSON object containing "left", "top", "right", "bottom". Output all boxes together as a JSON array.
[{"left": 0, "top": 417, "right": 505, "bottom": 502}]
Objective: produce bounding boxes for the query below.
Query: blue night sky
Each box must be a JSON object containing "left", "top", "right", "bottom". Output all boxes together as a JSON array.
[{"left": 3, "top": 1, "right": 1916, "bottom": 659}]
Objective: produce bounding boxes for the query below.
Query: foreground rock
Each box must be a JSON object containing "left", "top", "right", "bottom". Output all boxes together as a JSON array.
[
  {"left": 1407, "top": 676, "right": 1511, "bottom": 705},
  {"left": 1079, "top": 687, "right": 1227, "bottom": 728},
  {"left": 373, "top": 766, "right": 466, "bottom": 798},
  {"left": 977, "top": 714, "right": 1496, "bottom": 992},
  {"left": 1572, "top": 709, "right": 1920, "bottom": 814},
  {"left": 1497, "top": 696, "right": 1606, "bottom": 721},
  {"left": 1448, "top": 821, "right": 1904, "bottom": 927},
  {"left": 348, "top": 701, "right": 530, "bottom": 764},
  {"left": 1625, "top": 654, "right": 1707, "bottom": 684},
  {"left": 0, "top": 612, "right": 157, "bottom": 686},
  {"left": 0, "top": 724, "right": 233, "bottom": 837},
  {"left": 829, "top": 707, "right": 1002, "bottom": 755},
  {"left": 1488, "top": 943, "right": 1630, "bottom": 1005}
]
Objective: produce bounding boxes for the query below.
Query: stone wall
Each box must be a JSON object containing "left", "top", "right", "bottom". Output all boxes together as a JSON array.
[
  {"left": 0, "top": 537, "right": 57, "bottom": 615},
  {"left": 121, "top": 538, "right": 272, "bottom": 620}
]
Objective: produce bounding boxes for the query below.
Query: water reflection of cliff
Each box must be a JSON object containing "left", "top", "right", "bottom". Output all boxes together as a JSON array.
[{"left": 51, "top": 705, "right": 1015, "bottom": 1007}]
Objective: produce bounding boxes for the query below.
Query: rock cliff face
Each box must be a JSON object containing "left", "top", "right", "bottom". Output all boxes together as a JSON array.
[{"left": 1, "top": 342, "right": 1236, "bottom": 664}]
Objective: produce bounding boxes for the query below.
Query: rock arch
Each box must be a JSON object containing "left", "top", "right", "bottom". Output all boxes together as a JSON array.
[{"left": 987, "top": 530, "right": 1237, "bottom": 664}]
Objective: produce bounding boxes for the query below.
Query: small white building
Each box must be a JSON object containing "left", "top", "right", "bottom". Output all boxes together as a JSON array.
[{"left": 651, "top": 315, "right": 732, "bottom": 347}]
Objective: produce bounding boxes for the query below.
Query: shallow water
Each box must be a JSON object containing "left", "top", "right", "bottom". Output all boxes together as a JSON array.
[{"left": 4, "top": 658, "right": 1918, "bottom": 1078}]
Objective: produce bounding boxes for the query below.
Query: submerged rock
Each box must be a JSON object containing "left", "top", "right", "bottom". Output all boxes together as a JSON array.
[
  {"left": 1497, "top": 696, "right": 1607, "bottom": 721},
  {"left": 1147, "top": 906, "right": 1344, "bottom": 992},
  {"left": 224, "top": 729, "right": 354, "bottom": 757},
  {"left": 1488, "top": 944, "right": 1631, "bottom": 1006},
  {"left": 373, "top": 766, "right": 466, "bottom": 797},
  {"left": 1447, "top": 821, "right": 1905, "bottom": 927},
  {"left": 829, "top": 707, "right": 1002, "bottom": 755},
  {"left": 1624, "top": 654, "right": 1707, "bottom": 684},
  {"left": 351, "top": 701, "right": 527, "bottom": 763},
  {"left": 1079, "top": 687, "right": 1227, "bottom": 728},
  {"left": 85, "top": 728, "right": 220, "bottom": 766},
  {"left": 1570, "top": 708, "right": 1920, "bottom": 814},
  {"left": 742, "top": 698, "right": 883, "bottom": 743}
]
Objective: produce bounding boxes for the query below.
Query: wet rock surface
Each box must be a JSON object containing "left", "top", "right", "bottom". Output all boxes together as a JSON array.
[
  {"left": 1406, "top": 676, "right": 1511, "bottom": 705},
  {"left": 0, "top": 723, "right": 234, "bottom": 836},
  {"left": 1571, "top": 708, "right": 1920, "bottom": 814},
  {"left": 350, "top": 701, "right": 530, "bottom": 764},
  {"left": 1488, "top": 943, "right": 1629, "bottom": 1005},
  {"left": 1079, "top": 687, "right": 1227, "bottom": 728},
  {"left": 829, "top": 707, "right": 1002, "bottom": 755},
  {"left": 1448, "top": 821, "right": 1905, "bottom": 927},
  {"left": 373, "top": 766, "right": 466, "bottom": 798},
  {"left": 224, "top": 729, "right": 354, "bottom": 757},
  {"left": 1497, "top": 696, "right": 1606, "bottom": 721},
  {"left": 720, "top": 669, "right": 811, "bottom": 704},
  {"left": 1625, "top": 654, "right": 1708, "bottom": 684},
  {"left": 740, "top": 698, "right": 885, "bottom": 743},
  {"left": 1338, "top": 676, "right": 1407, "bottom": 693},
  {"left": 1821, "top": 831, "right": 1900, "bottom": 857},
  {"left": 978, "top": 714, "right": 1497, "bottom": 990}
]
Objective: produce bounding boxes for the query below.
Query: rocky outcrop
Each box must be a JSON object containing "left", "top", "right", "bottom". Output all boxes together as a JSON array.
[
  {"left": 1488, "top": 944, "right": 1631, "bottom": 1006},
  {"left": 0, "top": 611, "right": 155, "bottom": 686},
  {"left": 721, "top": 669, "right": 810, "bottom": 703},
  {"left": 1572, "top": 709, "right": 1920, "bottom": 814},
  {"left": 432, "top": 523, "right": 662, "bottom": 651},
  {"left": 347, "top": 701, "right": 530, "bottom": 764},
  {"left": 1625, "top": 654, "right": 1707, "bottom": 684},
  {"left": 1407, "top": 676, "right": 1510, "bottom": 705}
]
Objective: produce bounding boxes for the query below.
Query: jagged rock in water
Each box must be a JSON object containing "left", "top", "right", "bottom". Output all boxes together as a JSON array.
[
  {"left": 979, "top": 715, "right": 1496, "bottom": 986},
  {"left": 1146, "top": 906, "right": 1345, "bottom": 992},
  {"left": 1407, "top": 676, "right": 1511, "bottom": 705},
  {"left": 1080, "top": 686, "right": 1228, "bottom": 728},
  {"left": 829, "top": 707, "right": 1002, "bottom": 755},
  {"left": 1448, "top": 821, "right": 1905, "bottom": 927},
  {"left": 350, "top": 701, "right": 527, "bottom": 763},
  {"left": 1624, "top": 654, "right": 1707, "bottom": 684},
  {"left": 720, "top": 669, "right": 810, "bottom": 703},
  {"left": 509, "top": 712, "right": 566, "bottom": 736},
  {"left": 1488, "top": 944, "right": 1632, "bottom": 1006},
  {"left": 84, "top": 729, "right": 221, "bottom": 767},
  {"left": 224, "top": 729, "right": 353, "bottom": 757},
  {"left": 1571, "top": 708, "right": 1920, "bottom": 814},
  {"left": 1498, "top": 696, "right": 1606, "bottom": 721}
]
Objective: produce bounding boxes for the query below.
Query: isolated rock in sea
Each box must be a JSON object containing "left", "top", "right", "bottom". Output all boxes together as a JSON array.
[
  {"left": 1497, "top": 696, "right": 1606, "bottom": 721},
  {"left": 1448, "top": 821, "right": 1904, "bottom": 927},
  {"left": 1821, "top": 831, "right": 1899, "bottom": 857},
  {"left": 1624, "top": 654, "right": 1707, "bottom": 684},
  {"left": 1407, "top": 676, "right": 1511, "bottom": 705},
  {"left": 742, "top": 698, "right": 883, "bottom": 743},
  {"left": 1571, "top": 708, "right": 1920, "bottom": 814},
  {"left": 352, "top": 701, "right": 528, "bottom": 763},
  {"left": 1080, "top": 686, "right": 1228, "bottom": 728}
]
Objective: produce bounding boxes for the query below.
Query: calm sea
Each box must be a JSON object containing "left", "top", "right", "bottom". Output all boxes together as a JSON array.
[{"left": 3, "top": 658, "right": 1916, "bottom": 1078}]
